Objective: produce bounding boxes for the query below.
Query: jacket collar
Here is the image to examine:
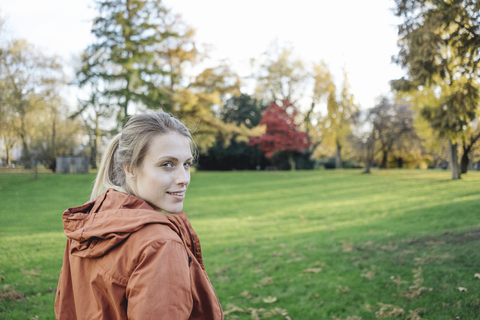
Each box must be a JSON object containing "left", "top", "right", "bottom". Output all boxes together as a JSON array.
[{"left": 63, "top": 189, "right": 188, "bottom": 258}]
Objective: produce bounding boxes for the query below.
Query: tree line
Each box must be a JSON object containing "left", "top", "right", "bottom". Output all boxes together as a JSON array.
[{"left": 1, "top": 0, "right": 480, "bottom": 180}]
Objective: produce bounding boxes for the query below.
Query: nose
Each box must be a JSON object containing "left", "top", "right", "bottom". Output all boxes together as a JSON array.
[{"left": 175, "top": 166, "right": 190, "bottom": 187}]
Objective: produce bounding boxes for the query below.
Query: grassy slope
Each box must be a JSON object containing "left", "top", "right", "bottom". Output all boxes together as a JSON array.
[{"left": 0, "top": 170, "right": 479, "bottom": 319}]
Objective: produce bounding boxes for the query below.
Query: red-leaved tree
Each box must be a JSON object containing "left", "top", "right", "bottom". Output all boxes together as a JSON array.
[{"left": 249, "top": 101, "right": 310, "bottom": 170}]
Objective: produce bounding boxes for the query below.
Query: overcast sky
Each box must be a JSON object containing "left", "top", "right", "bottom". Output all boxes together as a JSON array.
[{"left": 0, "top": 0, "right": 406, "bottom": 110}]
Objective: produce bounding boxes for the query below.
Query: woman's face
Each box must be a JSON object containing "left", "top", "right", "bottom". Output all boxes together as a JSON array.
[{"left": 126, "top": 132, "right": 193, "bottom": 214}]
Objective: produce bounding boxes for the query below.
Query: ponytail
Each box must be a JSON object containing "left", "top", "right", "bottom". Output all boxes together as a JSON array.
[{"left": 90, "top": 133, "right": 128, "bottom": 200}]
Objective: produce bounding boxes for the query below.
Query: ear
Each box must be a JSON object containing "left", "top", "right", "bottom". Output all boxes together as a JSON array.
[{"left": 124, "top": 164, "right": 137, "bottom": 181}]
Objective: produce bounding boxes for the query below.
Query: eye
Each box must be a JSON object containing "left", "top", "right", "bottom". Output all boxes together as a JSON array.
[
  {"left": 162, "top": 162, "right": 174, "bottom": 168},
  {"left": 184, "top": 161, "right": 192, "bottom": 169}
]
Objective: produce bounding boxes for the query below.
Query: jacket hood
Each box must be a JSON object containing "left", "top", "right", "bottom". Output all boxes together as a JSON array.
[{"left": 62, "top": 189, "right": 184, "bottom": 258}]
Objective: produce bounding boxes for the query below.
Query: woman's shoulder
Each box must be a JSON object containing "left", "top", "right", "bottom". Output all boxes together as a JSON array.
[{"left": 128, "top": 222, "right": 184, "bottom": 250}]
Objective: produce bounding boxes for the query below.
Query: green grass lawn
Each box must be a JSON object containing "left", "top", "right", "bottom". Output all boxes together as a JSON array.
[{"left": 1, "top": 169, "right": 479, "bottom": 319}]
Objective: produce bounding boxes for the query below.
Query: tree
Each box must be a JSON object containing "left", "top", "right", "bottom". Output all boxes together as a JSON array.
[
  {"left": 159, "top": 14, "right": 202, "bottom": 92},
  {"left": 0, "top": 97, "right": 18, "bottom": 167},
  {"left": 418, "top": 80, "right": 477, "bottom": 178},
  {"left": 170, "top": 62, "right": 252, "bottom": 151},
  {"left": 303, "top": 61, "right": 335, "bottom": 153},
  {"left": 221, "top": 94, "right": 267, "bottom": 129},
  {"left": 78, "top": 2, "right": 254, "bottom": 152},
  {"left": 30, "top": 98, "right": 84, "bottom": 171},
  {"left": 460, "top": 121, "right": 480, "bottom": 173},
  {"left": 0, "top": 39, "right": 64, "bottom": 168},
  {"left": 368, "top": 97, "right": 418, "bottom": 169},
  {"left": 78, "top": 0, "right": 180, "bottom": 125},
  {"left": 196, "top": 94, "right": 268, "bottom": 171},
  {"left": 249, "top": 101, "right": 310, "bottom": 170},
  {"left": 363, "top": 128, "right": 376, "bottom": 174},
  {"left": 393, "top": 0, "right": 480, "bottom": 179},
  {"left": 350, "top": 119, "right": 376, "bottom": 174},
  {"left": 254, "top": 42, "right": 308, "bottom": 107},
  {"left": 0, "top": 16, "right": 16, "bottom": 166},
  {"left": 318, "top": 70, "right": 359, "bottom": 168},
  {"left": 151, "top": 14, "right": 249, "bottom": 149},
  {"left": 71, "top": 79, "right": 115, "bottom": 169}
]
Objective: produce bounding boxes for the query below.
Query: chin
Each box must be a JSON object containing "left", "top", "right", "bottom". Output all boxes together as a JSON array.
[{"left": 163, "top": 205, "right": 183, "bottom": 214}]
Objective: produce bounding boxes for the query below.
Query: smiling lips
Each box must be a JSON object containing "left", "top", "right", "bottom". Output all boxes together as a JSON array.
[{"left": 167, "top": 190, "right": 186, "bottom": 197}]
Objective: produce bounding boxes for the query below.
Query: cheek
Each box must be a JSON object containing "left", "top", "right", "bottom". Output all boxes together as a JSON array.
[
  {"left": 147, "top": 171, "right": 170, "bottom": 189},
  {"left": 138, "top": 169, "right": 161, "bottom": 191}
]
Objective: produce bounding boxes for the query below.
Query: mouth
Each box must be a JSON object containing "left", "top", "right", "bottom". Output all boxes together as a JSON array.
[{"left": 167, "top": 191, "right": 185, "bottom": 196}]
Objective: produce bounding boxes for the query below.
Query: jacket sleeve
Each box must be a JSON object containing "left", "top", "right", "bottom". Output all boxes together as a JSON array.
[{"left": 126, "top": 239, "right": 193, "bottom": 320}]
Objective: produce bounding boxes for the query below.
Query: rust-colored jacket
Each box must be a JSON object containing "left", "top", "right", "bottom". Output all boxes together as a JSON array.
[{"left": 55, "top": 189, "right": 223, "bottom": 320}]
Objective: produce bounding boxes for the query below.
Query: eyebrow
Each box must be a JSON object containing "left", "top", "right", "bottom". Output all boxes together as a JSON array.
[{"left": 156, "top": 156, "right": 193, "bottom": 162}]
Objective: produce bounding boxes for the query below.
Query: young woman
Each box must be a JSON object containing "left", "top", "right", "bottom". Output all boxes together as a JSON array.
[{"left": 55, "top": 111, "right": 223, "bottom": 320}]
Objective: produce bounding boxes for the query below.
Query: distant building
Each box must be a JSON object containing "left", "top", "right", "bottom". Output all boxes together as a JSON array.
[{"left": 56, "top": 156, "right": 89, "bottom": 174}]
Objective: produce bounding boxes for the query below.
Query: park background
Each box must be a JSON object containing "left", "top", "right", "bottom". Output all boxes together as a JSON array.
[{"left": 1, "top": 0, "right": 480, "bottom": 319}]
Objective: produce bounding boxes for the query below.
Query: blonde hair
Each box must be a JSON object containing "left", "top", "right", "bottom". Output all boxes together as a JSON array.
[{"left": 91, "top": 110, "right": 195, "bottom": 200}]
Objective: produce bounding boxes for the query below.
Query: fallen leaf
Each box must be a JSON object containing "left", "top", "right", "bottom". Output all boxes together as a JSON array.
[
  {"left": 263, "top": 296, "right": 277, "bottom": 303},
  {"left": 286, "top": 256, "right": 307, "bottom": 263},
  {"left": 340, "top": 240, "right": 355, "bottom": 252},
  {"left": 374, "top": 302, "right": 405, "bottom": 318},
  {"left": 0, "top": 285, "right": 24, "bottom": 301},
  {"left": 303, "top": 268, "right": 322, "bottom": 273},
  {"left": 458, "top": 287, "right": 467, "bottom": 292},
  {"left": 223, "top": 303, "right": 245, "bottom": 315},
  {"left": 474, "top": 273, "right": 480, "bottom": 279},
  {"left": 254, "top": 276, "right": 273, "bottom": 287},
  {"left": 336, "top": 285, "right": 351, "bottom": 294},
  {"left": 251, "top": 309, "right": 259, "bottom": 320},
  {"left": 361, "top": 266, "right": 376, "bottom": 280},
  {"left": 21, "top": 268, "right": 40, "bottom": 277},
  {"left": 240, "top": 290, "right": 253, "bottom": 299},
  {"left": 406, "top": 307, "right": 425, "bottom": 320}
]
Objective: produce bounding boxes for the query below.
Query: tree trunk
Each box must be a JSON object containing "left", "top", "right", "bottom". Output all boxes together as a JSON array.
[
  {"left": 449, "top": 140, "right": 461, "bottom": 179},
  {"left": 363, "top": 159, "right": 372, "bottom": 174},
  {"left": 381, "top": 150, "right": 388, "bottom": 169},
  {"left": 287, "top": 153, "right": 296, "bottom": 171},
  {"left": 4, "top": 138, "right": 12, "bottom": 167},
  {"left": 304, "top": 102, "right": 315, "bottom": 140},
  {"left": 397, "top": 157, "right": 403, "bottom": 168},
  {"left": 32, "top": 161, "right": 38, "bottom": 180},
  {"left": 363, "top": 130, "right": 375, "bottom": 174},
  {"left": 52, "top": 119, "right": 56, "bottom": 154},
  {"left": 19, "top": 106, "right": 32, "bottom": 169},
  {"left": 335, "top": 143, "right": 342, "bottom": 169},
  {"left": 20, "top": 133, "right": 31, "bottom": 169},
  {"left": 50, "top": 118, "right": 57, "bottom": 172},
  {"left": 6, "top": 147, "right": 11, "bottom": 167},
  {"left": 460, "top": 150, "right": 469, "bottom": 174}
]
